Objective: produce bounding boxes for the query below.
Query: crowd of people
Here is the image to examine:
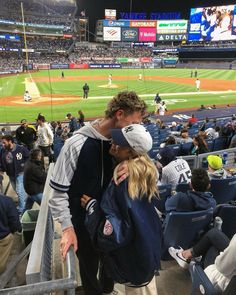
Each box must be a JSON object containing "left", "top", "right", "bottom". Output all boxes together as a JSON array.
[{"left": 0, "top": 92, "right": 236, "bottom": 294}]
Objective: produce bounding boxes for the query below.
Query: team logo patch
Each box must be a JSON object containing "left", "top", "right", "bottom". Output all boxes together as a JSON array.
[{"left": 103, "top": 220, "right": 113, "bottom": 236}]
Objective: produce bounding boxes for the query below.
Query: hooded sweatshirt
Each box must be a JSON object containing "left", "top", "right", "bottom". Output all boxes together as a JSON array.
[
  {"left": 49, "top": 124, "right": 113, "bottom": 230},
  {"left": 208, "top": 168, "right": 230, "bottom": 180},
  {"left": 165, "top": 190, "right": 216, "bottom": 213}
]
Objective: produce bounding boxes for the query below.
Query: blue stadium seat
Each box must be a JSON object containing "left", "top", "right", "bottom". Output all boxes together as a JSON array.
[
  {"left": 210, "top": 178, "right": 236, "bottom": 204},
  {"left": 168, "top": 144, "right": 182, "bottom": 156},
  {"left": 148, "top": 148, "right": 160, "bottom": 159},
  {"left": 162, "top": 209, "right": 213, "bottom": 258},
  {"left": 189, "top": 262, "right": 220, "bottom": 295},
  {"left": 215, "top": 204, "right": 236, "bottom": 239},
  {"left": 176, "top": 182, "right": 191, "bottom": 193},
  {"left": 181, "top": 142, "right": 193, "bottom": 156},
  {"left": 212, "top": 136, "right": 228, "bottom": 151},
  {"left": 206, "top": 139, "right": 214, "bottom": 152},
  {"left": 156, "top": 184, "right": 172, "bottom": 213},
  {"left": 190, "top": 261, "right": 236, "bottom": 295}
]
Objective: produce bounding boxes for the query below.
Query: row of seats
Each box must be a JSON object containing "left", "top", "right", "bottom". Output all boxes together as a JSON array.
[{"left": 148, "top": 136, "right": 230, "bottom": 159}]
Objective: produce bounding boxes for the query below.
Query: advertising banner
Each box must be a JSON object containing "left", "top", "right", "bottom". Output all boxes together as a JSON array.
[
  {"left": 69, "top": 63, "right": 89, "bottom": 69},
  {"left": 33, "top": 64, "right": 50, "bottom": 70},
  {"left": 50, "top": 64, "right": 69, "bottom": 69},
  {"left": 156, "top": 34, "right": 187, "bottom": 41},
  {"left": 89, "top": 64, "right": 122, "bottom": 69},
  {"left": 105, "top": 9, "right": 116, "bottom": 20},
  {"left": 121, "top": 27, "right": 138, "bottom": 42},
  {"left": 188, "top": 5, "right": 236, "bottom": 41},
  {"left": 103, "top": 20, "right": 130, "bottom": 27},
  {"left": 156, "top": 20, "right": 188, "bottom": 34},
  {"left": 139, "top": 28, "right": 156, "bottom": 41},
  {"left": 140, "top": 57, "right": 152, "bottom": 63},
  {"left": 0, "top": 34, "right": 20, "bottom": 41},
  {"left": 130, "top": 21, "right": 156, "bottom": 28},
  {"left": 103, "top": 27, "right": 121, "bottom": 41}
]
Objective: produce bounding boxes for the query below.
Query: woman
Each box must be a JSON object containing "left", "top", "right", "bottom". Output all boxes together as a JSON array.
[
  {"left": 81, "top": 124, "right": 162, "bottom": 295},
  {"left": 169, "top": 228, "right": 236, "bottom": 292},
  {"left": 190, "top": 134, "right": 209, "bottom": 155},
  {"left": 23, "top": 148, "right": 47, "bottom": 211}
]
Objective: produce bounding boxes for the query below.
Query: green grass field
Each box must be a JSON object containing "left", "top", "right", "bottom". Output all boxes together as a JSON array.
[{"left": 0, "top": 68, "right": 236, "bottom": 123}]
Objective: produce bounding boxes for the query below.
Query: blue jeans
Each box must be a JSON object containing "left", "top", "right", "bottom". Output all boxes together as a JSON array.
[
  {"left": 25, "top": 193, "right": 43, "bottom": 211},
  {"left": 9, "top": 174, "right": 26, "bottom": 214}
]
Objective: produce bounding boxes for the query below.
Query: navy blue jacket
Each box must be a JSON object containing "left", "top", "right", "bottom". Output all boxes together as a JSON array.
[
  {"left": 0, "top": 194, "right": 21, "bottom": 239},
  {"left": 0, "top": 144, "right": 29, "bottom": 177},
  {"left": 165, "top": 190, "right": 216, "bottom": 213},
  {"left": 85, "top": 179, "right": 162, "bottom": 286}
]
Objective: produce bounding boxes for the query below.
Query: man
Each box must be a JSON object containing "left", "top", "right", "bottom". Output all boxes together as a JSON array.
[
  {"left": 207, "top": 155, "right": 230, "bottom": 180},
  {"left": 61, "top": 71, "right": 64, "bottom": 79},
  {"left": 196, "top": 78, "right": 201, "bottom": 91},
  {"left": 78, "top": 110, "right": 85, "bottom": 127},
  {"left": 83, "top": 83, "right": 89, "bottom": 99},
  {"left": 49, "top": 91, "right": 146, "bottom": 295},
  {"left": 175, "top": 128, "right": 193, "bottom": 144},
  {"left": 154, "top": 93, "right": 162, "bottom": 113},
  {"left": 138, "top": 73, "right": 143, "bottom": 81},
  {"left": 165, "top": 168, "right": 216, "bottom": 213},
  {"left": 188, "top": 114, "right": 198, "bottom": 127},
  {"left": 158, "top": 101, "right": 167, "bottom": 116},
  {"left": 108, "top": 74, "right": 112, "bottom": 87},
  {"left": 36, "top": 114, "right": 54, "bottom": 162},
  {"left": 0, "top": 193, "right": 22, "bottom": 274},
  {"left": 157, "top": 146, "right": 192, "bottom": 189},
  {"left": 0, "top": 135, "right": 29, "bottom": 214},
  {"left": 24, "top": 90, "right": 31, "bottom": 102},
  {"left": 15, "top": 119, "right": 37, "bottom": 150},
  {"left": 66, "top": 113, "right": 79, "bottom": 134}
]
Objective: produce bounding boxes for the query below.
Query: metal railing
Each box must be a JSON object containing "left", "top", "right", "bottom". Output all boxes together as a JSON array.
[
  {"left": 180, "top": 147, "right": 236, "bottom": 171},
  {"left": 0, "top": 164, "right": 78, "bottom": 295}
]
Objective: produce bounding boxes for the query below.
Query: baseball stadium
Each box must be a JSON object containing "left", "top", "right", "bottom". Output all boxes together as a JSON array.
[{"left": 0, "top": 0, "right": 236, "bottom": 295}]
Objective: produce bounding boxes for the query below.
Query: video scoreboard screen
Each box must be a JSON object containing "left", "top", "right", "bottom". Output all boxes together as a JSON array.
[{"left": 188, "top": 4, "right": 236, "bottom": 41}]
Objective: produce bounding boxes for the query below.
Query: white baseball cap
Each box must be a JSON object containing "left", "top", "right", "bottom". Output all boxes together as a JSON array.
[{"left": 111, "top": 124, "right": 153, "bottom": 155}]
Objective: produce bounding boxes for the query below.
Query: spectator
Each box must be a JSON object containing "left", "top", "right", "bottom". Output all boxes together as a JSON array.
[
  {"left": 169, "top": 228, "right": 236, "bottom": 292},
  {"left": 0, "top": 135, "right": 29, "bottom": 214},
  {"left": 81, "top": 124, "right": 162, "bottom": 294},
  {"left": 229, "top": 123, "right": 236, "bottom": 148},
  {"left": 66, "top": 113, "right": 79, "bottom": 134},
  {"left": 23, "top": 148, "right": 47, "bottom": 211},
  {"left": 188, "top": 114, "right": 198, "bottom": 127},
  {"left": 160, "top": 136, "right": 176, "bottom": 148},
  {"left": 190, "top": 135, "right": 209, "bottom": 155},
  {"left": 157, "top": 146, "right": 191, "bottom": 189},
  {"left": 205, "top": 126, "right": 220, "bottom": 140},
  {"left": 175, "top": 128, "right": 193, "bottom": 144},
  {"left": 207, "top": 155, "right": 230, "bottom": 180},
  {"left": 0, "top": 193, "right": 22, "bottom": 274},
  {"left": 49, "top": 91, "right": 146, "bottom": 295},
  {"left": 78, "top": 110, "right": 85, "bottom": 127},
  {"left": 165, "top": 168, "right": 216, "bottom": 213},
  {"left": 36, "top": 114, "right": 54, "bottom": 162},
  {"left": 15, "top": 119, "right": 37, "bottom": 150}
]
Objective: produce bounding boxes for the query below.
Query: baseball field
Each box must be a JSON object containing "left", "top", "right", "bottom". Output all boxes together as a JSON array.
[{"left": 0, "top": 68, "right": 236, "bottom": 123}]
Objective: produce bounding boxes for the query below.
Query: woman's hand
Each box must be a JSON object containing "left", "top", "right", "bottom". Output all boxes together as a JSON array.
[
  {"left": 81, "top": 194, "right": 92, "bottom": 208},
  {"left": 114, "top": 161, "right": 129, "bottom": 185}
]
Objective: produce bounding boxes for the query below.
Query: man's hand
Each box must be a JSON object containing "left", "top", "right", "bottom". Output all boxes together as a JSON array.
[
  {"left": 81, "top": 194, "right": 92, "bottom": 208},
  {"left": 60, "top": 226, "right": 78, "bottom": 259},
  {"left": 114, "top": 161, "right": 129, "bottom": 185}
]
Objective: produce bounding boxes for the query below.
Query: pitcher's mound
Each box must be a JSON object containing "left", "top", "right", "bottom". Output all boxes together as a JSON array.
[{"left": 98, "top": 84, "right": 120, "bottom": 89}]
